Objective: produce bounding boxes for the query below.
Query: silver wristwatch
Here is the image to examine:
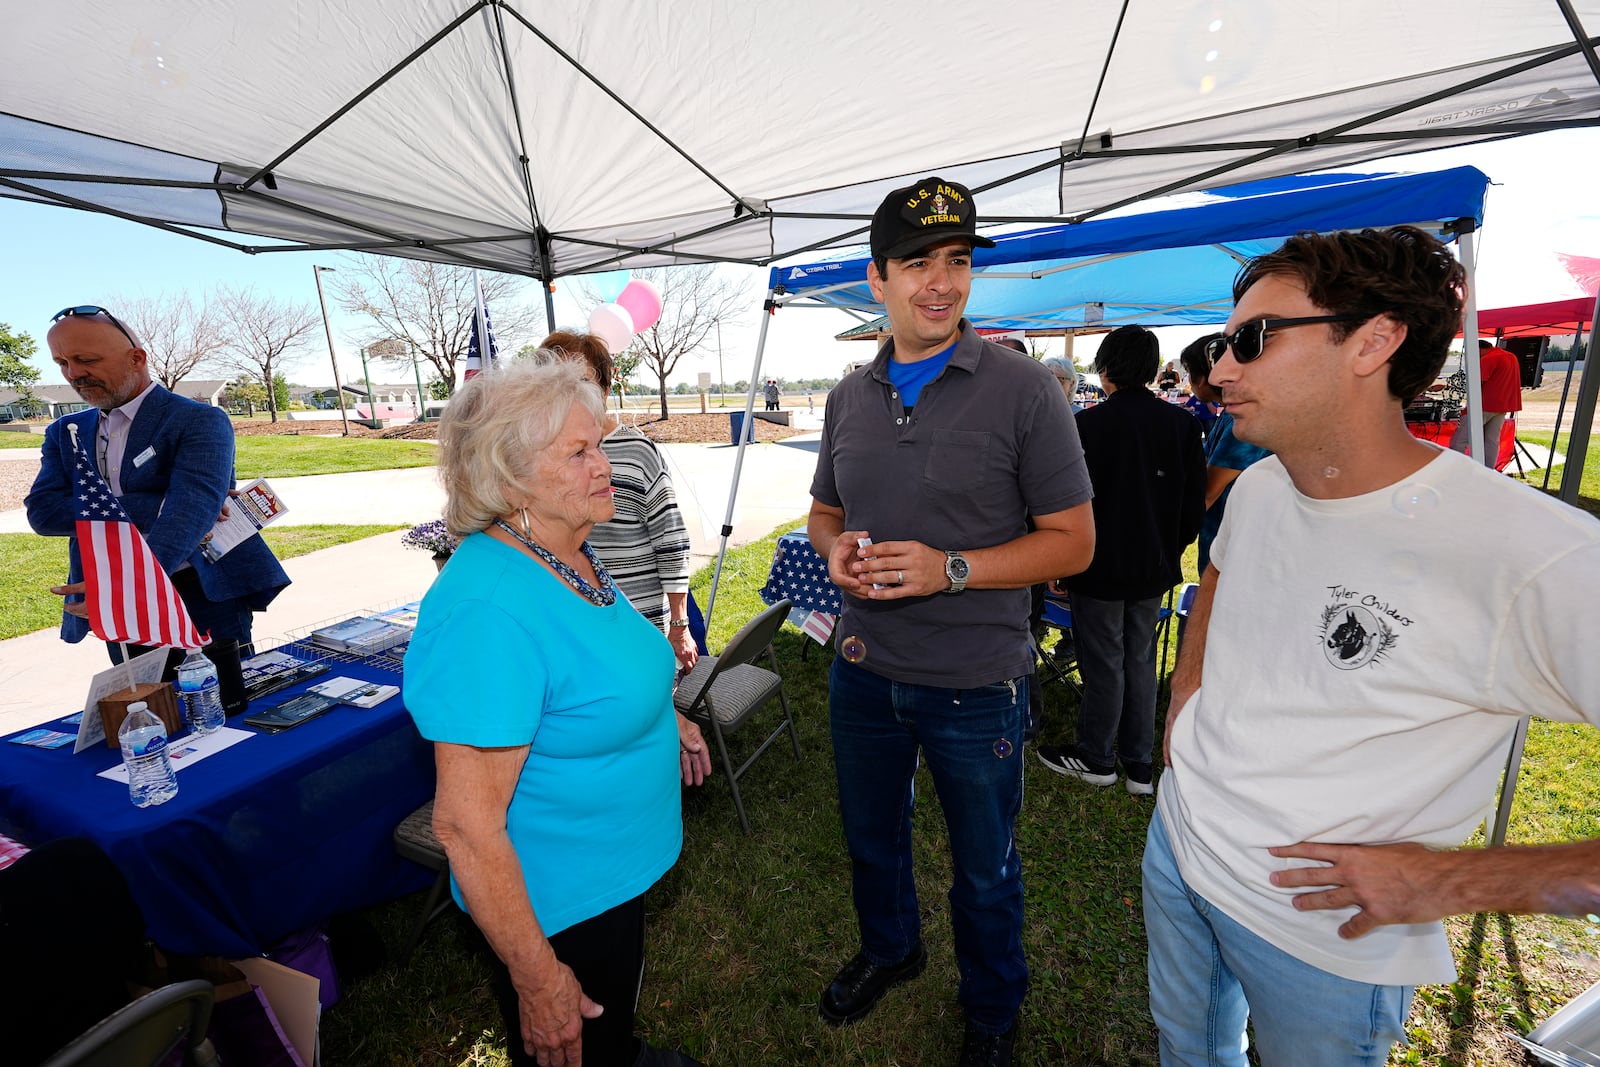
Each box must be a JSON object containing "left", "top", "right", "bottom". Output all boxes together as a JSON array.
[{"left": 944, "top": 550, "right": 970, "bottom": 594}]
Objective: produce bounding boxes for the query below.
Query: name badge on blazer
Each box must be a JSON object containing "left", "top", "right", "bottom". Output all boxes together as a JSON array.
[{"left": 132, "top": 446, "right": 157, "bottom": 468}]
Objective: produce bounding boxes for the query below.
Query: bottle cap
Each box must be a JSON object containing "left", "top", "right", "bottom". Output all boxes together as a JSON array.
[{"left": 128, "top": 700, "right": 148, "bottom": 713}]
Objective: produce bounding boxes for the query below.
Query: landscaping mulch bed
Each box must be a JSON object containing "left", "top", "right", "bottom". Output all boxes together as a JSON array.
[{"left": 233, "top": 419, "right": 387, "bottom": 438}]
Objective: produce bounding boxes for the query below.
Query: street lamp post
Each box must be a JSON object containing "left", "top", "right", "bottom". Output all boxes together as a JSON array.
[
  {"left": 410, "top": 344, "right": 428, "bottom": 422},
  {"left": 312, "top": 265, "right": 351, "bottom": 436}
]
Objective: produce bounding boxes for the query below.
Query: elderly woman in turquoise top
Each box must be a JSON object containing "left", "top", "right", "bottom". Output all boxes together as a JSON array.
[{"left": 405, "top": 358, "right": 710, "bottom": 1067}]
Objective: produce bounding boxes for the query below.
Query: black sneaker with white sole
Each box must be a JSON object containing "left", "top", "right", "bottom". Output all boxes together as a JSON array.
[
  {"left": 1122, "top": 761, "right": 1154, "bottom": 796},
  {"left": 1035, "top": 744, "right": 1117, "bottom": 787}
]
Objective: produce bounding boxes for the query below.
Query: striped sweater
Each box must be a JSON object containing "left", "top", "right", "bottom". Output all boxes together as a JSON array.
[{"left": 589, "top": 423, "right": 691, "bottom": 631}]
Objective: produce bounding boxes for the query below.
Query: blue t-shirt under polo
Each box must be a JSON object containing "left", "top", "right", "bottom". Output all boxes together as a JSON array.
[
  {"left": 885, "top": 341, "right": 957, "bottom": 408},
  {"left": 405, "top": 531, "right": 681, "bottom": 936}
]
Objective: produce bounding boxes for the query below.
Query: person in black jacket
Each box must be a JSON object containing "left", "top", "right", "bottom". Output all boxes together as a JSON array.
[{"left": 1038, "top": 325, "right": 1204, "bottom": 795}]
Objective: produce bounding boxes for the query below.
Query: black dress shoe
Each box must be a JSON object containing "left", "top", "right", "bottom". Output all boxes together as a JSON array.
[
  {"left": 818, "top": 942, "right": 927, "bottom": 1025},
  {"left": 958, "top": 1022, "right": 1016, "bottom": 1067}
]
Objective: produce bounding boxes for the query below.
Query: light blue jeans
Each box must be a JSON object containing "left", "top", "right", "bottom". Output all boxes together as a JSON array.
[{"left": 1142, "top": 812, "right": 1414, "bottom": 1066}]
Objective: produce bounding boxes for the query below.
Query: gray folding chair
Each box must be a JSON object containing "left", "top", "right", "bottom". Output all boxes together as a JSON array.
[
  {"left": 393, "top": 799, "right": 454, "bottom": 964},
  {"left": 42, "top": 979, "right": 219, "bottom": 1067},
  {"left": 674, "top": 598, "right": 800, "bottom": 834}
]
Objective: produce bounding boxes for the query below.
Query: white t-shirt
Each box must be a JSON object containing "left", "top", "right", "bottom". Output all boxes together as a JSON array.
[{"left": 1158, "top": 448, "right": 1600, "bottom": 986}]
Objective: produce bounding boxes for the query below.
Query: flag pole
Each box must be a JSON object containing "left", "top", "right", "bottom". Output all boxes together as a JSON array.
[{"left": 473, "top": 270, "right": 492, "bottom": 374}]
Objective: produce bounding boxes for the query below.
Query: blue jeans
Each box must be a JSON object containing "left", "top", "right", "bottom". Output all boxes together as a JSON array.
[
  {"left": 828, "top": 657, "right": 1028, "bottom": 1033},
  {"left": 1070, "top": 592, "right": 1162, "bottom": 768},
  {"left": 1143, "top": 813, "right": 1414, "bottom": 1066}
]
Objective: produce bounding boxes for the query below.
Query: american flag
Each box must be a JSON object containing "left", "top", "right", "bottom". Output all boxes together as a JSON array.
[
  {"left": 71, "top": 430, "right": 207, "bottom": 650},
  {"left": 463, "top": 305, "right": 499, "bottom": 381}
]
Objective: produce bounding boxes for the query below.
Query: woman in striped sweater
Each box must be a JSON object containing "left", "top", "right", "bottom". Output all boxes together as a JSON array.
[{"left": 542, "top": 332, "right": 698, "bottom": 673}]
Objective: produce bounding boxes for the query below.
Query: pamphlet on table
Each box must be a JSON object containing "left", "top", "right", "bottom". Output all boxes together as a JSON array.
[
  {"left": 96, "top": 725, "right": 253, "bottom": 783},
  {"left": 74, "top": 652, "right": 167, "bottom": 753}
]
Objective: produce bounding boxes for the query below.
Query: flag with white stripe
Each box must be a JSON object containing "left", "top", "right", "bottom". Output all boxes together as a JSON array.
[{"left": 71, "top": 433, "right": 207, "bottom": 649}]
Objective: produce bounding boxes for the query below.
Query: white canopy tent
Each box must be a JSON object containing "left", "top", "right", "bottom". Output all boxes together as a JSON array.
[{"left": 5, "top": 0, "right": 1600, "bottom": 286}]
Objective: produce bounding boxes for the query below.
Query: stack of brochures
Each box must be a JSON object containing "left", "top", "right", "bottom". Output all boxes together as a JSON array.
[
  {"left": 239, "top": 650, "right": 332, "bottom": 703},
  {"left": 309, "top": 616, "right": 410, "bottom": 654}
]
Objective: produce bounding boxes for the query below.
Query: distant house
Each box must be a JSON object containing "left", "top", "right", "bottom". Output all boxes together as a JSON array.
[
  {"left": 169, "top": 379, "right": 228, "bottom": 406},
  {"left": 0, "top": 385, "right": 90, "bottom": 421},
  {"left": 300, "top": 383, "right": 422, "bottom": 420}
]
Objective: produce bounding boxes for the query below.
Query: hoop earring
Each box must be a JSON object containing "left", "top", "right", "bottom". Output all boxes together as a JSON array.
[{"left": 519, "top": 507, "right": 532, "bottom": 541}]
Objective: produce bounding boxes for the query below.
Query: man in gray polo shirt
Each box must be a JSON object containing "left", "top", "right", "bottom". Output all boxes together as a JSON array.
[{"left": 808, "top": 177, "right": 1095, "bottom": 1066}]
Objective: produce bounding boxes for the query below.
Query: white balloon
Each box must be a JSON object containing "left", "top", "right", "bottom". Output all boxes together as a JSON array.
[{"left": 588, "top": 303, "right": 635, "bottom": 353}]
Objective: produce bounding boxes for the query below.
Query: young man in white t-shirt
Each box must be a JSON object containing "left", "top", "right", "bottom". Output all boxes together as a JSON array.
[{"left": 1148, "top": 225, "right": 1600, "bottom": 1066}]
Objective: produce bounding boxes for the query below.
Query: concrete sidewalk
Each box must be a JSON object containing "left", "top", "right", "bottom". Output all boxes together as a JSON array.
[{"left": 0, "top": 435, "right": 820, "bottom": 734}]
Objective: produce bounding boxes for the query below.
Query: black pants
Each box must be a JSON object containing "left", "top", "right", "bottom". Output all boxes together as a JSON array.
[{"left": 475, "top": 894, "right": 647, "bottom": 1067}]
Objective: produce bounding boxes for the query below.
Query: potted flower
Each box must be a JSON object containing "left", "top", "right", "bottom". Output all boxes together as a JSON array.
[{"left": 402, "top": 519, "right": 459, "bottom": 571}]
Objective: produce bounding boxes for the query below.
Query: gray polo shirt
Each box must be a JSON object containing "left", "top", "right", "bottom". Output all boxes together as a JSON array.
[{"left": 811, "top": 321, "right": 1091, "bottom": 689}]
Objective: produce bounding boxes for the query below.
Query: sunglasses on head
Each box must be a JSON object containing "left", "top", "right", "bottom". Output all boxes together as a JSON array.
[
  {"left": 52, "top": 305, "right": 138, "bottom": 349},
  {"left": 1202, "top": 314, "right": 1371, "bottom": 368}
]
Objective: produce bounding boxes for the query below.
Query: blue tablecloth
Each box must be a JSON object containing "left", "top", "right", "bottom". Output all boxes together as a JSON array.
[
  {"left": 759, "top": 532, "right": 842, "bottom": 615},
  {"left": 0, "top": 645, "right": 434, "bottom": 957}
]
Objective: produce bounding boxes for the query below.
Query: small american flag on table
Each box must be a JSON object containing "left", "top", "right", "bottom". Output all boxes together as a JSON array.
[{"left": 72, "top": 430, "right": 207, "bottom": 650}]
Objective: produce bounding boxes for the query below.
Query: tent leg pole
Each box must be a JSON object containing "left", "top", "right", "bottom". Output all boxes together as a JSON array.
[
  {"left": 1487, "top": 716, "right": 1530, "bottom": 848},
  {"left": 1557, "top": 288, "right": 1600, "bottom": 507},
  {"left": 1459, "top": 230, "right": 1488, "bottom": 467},
  {"left": 1541, "top": 324, "right": 1580, "bottom": 491},
  {"left": 703, "top": 289, "right": 779, "bottom": 635}
]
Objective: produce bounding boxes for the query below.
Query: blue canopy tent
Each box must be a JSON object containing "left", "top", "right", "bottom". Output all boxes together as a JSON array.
[
  {"left": 765, "top": 166, "right": 1491, "bottom": 332},
  {"left": 708, "top": 165, "right": 1494, "bottom": 625},
  {"left": 710, "top": 167, "right": 1494, "bottom": 626}
]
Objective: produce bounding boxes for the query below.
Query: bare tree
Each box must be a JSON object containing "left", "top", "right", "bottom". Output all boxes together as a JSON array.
[
  {"left": 119, "top": 292, "right": 228, "bottom": 389},
  {"left": 215, "top": 287, "right": 319, "bottom": 423},
  {"left": 330, "top": 257, "right": 540, "bottom": 394},
  {"left": 582, "top": 267, "right": 748, "bottom": 419}
]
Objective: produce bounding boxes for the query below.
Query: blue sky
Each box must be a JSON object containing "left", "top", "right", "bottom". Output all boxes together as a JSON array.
[{"left": 4, "top": 129, "right": 1598, "bottom": 389}]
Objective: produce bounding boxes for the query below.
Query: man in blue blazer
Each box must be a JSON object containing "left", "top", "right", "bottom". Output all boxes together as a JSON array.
[{"left": 24, "top": 307, "right": 290, "bottom": 660}]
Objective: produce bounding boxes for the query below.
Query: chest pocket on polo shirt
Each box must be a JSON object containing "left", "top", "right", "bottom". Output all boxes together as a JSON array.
[{"left": 923, "top": 430, "right": 991, "bottom": 493}]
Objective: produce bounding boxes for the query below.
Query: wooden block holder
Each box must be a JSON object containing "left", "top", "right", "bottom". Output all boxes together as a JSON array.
[{"left": 98, "top": 681, "right": 182, "bottom": 748}]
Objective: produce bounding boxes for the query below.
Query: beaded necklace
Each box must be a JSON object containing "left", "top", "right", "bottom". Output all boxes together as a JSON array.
[{"left": 493, "top": 518, "right": 617, "bottom": 607}]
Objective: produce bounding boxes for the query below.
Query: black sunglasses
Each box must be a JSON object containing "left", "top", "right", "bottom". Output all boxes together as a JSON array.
[
  {"left": 52, "top": 305, "right": 139, "bottom": 349},
  {"left": 1203, "top": 314, "right": 1371, "bottom": 367}
]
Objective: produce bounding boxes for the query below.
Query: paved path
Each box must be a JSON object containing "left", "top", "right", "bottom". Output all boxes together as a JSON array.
[{"left": 0, "top": 435, "right": 820, "bottom": 734}]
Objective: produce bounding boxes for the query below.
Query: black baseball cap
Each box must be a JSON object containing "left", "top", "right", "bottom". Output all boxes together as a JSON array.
[{"left": 871, "top": 177, "right": 997, "bottom": 261}]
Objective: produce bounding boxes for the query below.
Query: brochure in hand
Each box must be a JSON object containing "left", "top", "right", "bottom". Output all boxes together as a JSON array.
[{"left": 201, "top": 479, "right": 288, "bottom": 562}]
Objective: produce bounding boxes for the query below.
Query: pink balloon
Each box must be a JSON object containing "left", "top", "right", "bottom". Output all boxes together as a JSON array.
[
  {"left": 588, "top": 303, "right": 635, "bottom": 353},
  {"left": 616, "top": 279, "right": 664, "bottom": 333}
]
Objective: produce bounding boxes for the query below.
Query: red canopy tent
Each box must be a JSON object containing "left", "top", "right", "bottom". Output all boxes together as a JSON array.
[{"left": 1473, "top": 296, "right": 1594, "bottom": 337}]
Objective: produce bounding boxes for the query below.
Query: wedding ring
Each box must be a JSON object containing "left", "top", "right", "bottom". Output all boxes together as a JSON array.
[{"left": 896, "top": 570, "right": 905, "bottom": 585}]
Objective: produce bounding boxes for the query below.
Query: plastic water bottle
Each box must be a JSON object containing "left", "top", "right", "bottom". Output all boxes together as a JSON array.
[
  {"left": 176, "top": 649, "right": 225, "bottom": 736},
  {"left": 119, "top": 701, "right": 178, "bottom": 808}
]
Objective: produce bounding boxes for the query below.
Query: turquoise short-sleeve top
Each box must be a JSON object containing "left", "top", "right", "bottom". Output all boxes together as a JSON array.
[{"left": 404, "top": 531, "right": 681, "bottom": 935}]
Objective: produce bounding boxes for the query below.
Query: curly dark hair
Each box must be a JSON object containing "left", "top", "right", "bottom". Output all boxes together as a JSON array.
[
  {"left": 1233, "top": 226, "right": 1466, "bottom": 402},
  {"left": 541, "top": 330, "right": 614, "bottom": 393}
]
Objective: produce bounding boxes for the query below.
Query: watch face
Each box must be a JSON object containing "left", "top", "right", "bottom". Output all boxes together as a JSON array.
[{"left": 949, "top": 555, "right": 970, "bottom": 579}]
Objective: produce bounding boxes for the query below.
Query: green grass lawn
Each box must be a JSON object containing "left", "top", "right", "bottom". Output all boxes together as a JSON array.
[
  {"left": 319, "top": 525, "right": 1599, "bottom": 1067},
  {"left": 0, "top": 525, "right": 404, "bottom": 640},
  {"left": 234, "top": 436, "right": 439, "bottom": 479},
  {"left": 1515, "top": 430, "right": 1600, "bottom": 520},
  {"left": 0, "top": 431, "right": 45, "bottom": 449}
]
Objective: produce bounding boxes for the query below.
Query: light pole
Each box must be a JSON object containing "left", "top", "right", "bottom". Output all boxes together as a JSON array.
[
  {"left": 312, "top": 265, "right": 351, "bottom": 436},
  {"left": 410, "top": 343, "right": 428, "bottom": 422},
  {"left": 716, "top": 317, "right": 725, "bottom": 407}
]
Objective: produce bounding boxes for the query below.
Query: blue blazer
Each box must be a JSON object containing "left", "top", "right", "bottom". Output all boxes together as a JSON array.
[{"left": 24, "top": 386, "right": 292, "bottom": 643}]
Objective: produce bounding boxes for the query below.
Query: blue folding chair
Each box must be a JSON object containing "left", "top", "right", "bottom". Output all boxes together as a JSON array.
[{"left": 1036, "top": 592, "right": 1082, "bottom": 696}]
